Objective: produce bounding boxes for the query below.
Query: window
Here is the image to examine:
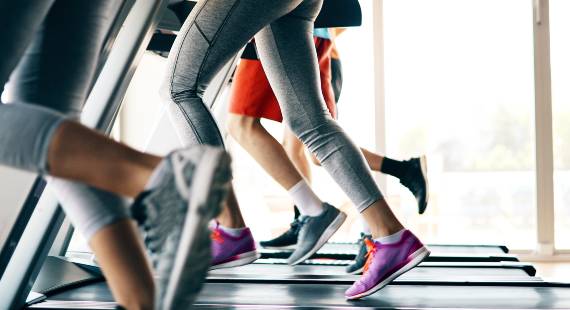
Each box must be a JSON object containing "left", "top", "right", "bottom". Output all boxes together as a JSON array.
[{"left": 383, "top": 0, "right": 536, "bottom": 248}]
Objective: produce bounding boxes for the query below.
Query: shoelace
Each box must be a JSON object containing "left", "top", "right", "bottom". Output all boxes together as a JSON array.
[
  {"left": 290, "top": 218, "right": 303, "bottom": 234},
  {"left": 295, "top": 216, "right": 310, "bottom": 232},
  {"left": 362, "top": 238, "right": 378, "bottom": 273},
  {"left": 211, "top": 228, "right": 224, "bottom": 243},
  {"left": 211, "top": 222, "right": 224, "bottom": 243}
]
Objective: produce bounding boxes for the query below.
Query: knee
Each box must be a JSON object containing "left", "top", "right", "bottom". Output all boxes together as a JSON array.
[
  {"left": 285, "top": 114, "right": 339, "bottom": 148},
  {"left": 158, "top": 79, "right": 203, "bottom": 104},
  {"left": 227, "top": 114, "right": 258, "bottom": 143},
  {"left": 282, "top": 136, "right": 305, "bottom": 159}
]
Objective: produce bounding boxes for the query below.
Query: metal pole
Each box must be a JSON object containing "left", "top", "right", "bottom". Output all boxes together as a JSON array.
[{"left": 532, "top": 0, "right": 555, "bottom": 255}]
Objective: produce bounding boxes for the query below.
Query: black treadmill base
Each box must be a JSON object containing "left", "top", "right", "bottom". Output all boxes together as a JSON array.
[{"left": 30, "top": 281, "right": 570, "bottom": 309}]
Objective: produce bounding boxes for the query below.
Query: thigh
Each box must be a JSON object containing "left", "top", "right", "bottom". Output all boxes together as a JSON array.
[
  {"left": 254, "top": 0, "right": 331, "bottom": 129},
  {"left": 5, "top": 0, "right": 121, "bottom": 117},
  {"left": 0, "top": 0, "right": 54, "bottom": 90},
  {"left": 166, "top": 0, "right": 304, "bottom": 95}
]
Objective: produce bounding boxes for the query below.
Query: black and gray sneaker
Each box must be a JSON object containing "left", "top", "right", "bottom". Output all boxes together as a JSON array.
[
  {"left": 400, "top": 155, "right": 429, "bottom": 214},
  {"left": 345, "top": 233, "right": 372, "bottom": 274},
  {"left": 259, "top": 218, "right": 301, "bottom": 250},
  {"left": 131, "top": 146, "right": 231, "bottom": 310},
  {"left": 287, "top": 203, "right": 347, "bottom": 265}
]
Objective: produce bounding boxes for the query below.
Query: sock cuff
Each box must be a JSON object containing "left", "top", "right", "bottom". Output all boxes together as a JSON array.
[
  {"left": 288, "top": 180, "right": 324, "bottom": 217},
  {"left": 219, "top": 224, "right": 247, "bottom": 237},
  {"left": 374, "top": 228, "right": 406, "bottom": 244},
  {"left": 380, "top": 157, "right": 404, "bottom": 178},
  {"left": 288, "top": 180, "right": 309, "bottom": 194}
]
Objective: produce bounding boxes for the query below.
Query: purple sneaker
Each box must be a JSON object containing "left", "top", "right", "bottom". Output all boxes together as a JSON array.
[
  {"left": 345, "top": 230, "right": 430, "bottom": 300},
  {"left": 210, "top": 224, "right": 260, "bottom": 270}
]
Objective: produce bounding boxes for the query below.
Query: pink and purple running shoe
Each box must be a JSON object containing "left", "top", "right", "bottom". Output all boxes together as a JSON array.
[
  {"left": 345, "top": 229, "right": 430, "bottom": 300},
  {"left": 210, "top": 224, "right": 260, "bottom": 270}
]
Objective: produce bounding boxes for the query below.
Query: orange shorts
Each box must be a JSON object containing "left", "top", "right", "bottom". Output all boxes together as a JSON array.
[{"left": 228, "top": 38, "right": 337, "bottom": 122}]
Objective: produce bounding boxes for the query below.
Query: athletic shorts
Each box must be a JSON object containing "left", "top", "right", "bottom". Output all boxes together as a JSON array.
[{"left": 228, "top": 37, "right": 337, "bottom": 122}]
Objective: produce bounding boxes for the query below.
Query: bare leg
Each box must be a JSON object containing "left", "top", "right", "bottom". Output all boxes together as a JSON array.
[
  {"left": 217, "top": 186, "right": 246, "bottom": 228},
  {"left": 283, "top": 127, "right": 312, "bottom": 184},
  {"left": 361, "top": 199, "right": 404, "bottom": 238},
  {"left": 360, "top": 147, "right": 384, "bottom": 172},
  {"left": 47, "top": 121, "right": 161, "bottom": 197},
  {"left": 228, "top": 114, "right": 304, "bottom": 190},
  {"left": 89, "top": 220, "right": 154, "bottom": 310}
]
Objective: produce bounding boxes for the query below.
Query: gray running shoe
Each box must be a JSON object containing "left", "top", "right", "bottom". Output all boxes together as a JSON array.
[
  {"left": 131, "top": 146, "right": 231, "bottom": 310},
  {"left": 287, "top": 203, "right": 347, "bottom": 265},
  {"left": 345, "top": 233, "right": 372, "bottom": 274}
]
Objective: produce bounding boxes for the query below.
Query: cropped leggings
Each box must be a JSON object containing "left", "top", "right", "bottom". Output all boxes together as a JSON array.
[
  {"left": 0, "top": 0, "right": 128, "bottom": 240},
  {"left": 162, "top": 0, "right": 382, "bottom": 212}
]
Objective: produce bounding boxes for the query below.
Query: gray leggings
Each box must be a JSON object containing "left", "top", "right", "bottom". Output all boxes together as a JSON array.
[
  {"left": 162, "top": 0, "right": 382, "bottom": 212},
  {"left": 0, "top": 0, "right": 129, "bottom": 240}
]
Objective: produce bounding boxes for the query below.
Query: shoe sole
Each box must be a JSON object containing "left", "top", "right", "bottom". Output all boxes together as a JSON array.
[
  {"left": 209, "top": 250, "right": 261, "bottom": 270},
  {"left": 162, "top": 148, "right": 231, "bottom": 309},
  {"left": 289, "top": 211, "right": 347, "bottom": 266},
  {"left": 260, "top": 244, "right": 296, "bottom": 250},
  {"left": 346, "top": 246, "right": 430, "bottom": 300},
  {"left": 418, "top": 155, "right": 429, "bottom": 214}
]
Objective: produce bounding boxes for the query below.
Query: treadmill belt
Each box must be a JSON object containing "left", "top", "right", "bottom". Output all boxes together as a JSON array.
[
  {"left": 263, "top": 243, "right": 508, "bottom": 255},
  {"left": 33, "top": 281, "right": 570, "bottom": 309},
  {"left": 208, "top": 262, "right": 539, "bottom": 284},
  {"left": 195, "top": 282, "right": 570, "bottom": 309},
  {"left": 260, "top": 243, "right": 514, "bottom": 262}
]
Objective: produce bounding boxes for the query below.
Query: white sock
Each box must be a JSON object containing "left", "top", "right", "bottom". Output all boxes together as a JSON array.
[
  {"left": 288, "top": 180, "right": 324, "bottom": 217},
  {"left": 374, "top": 229, "right": 406, "bottom": 244},
  {"left": 219, "top": 225, "right": 246, "bottom": 237},
  {"left": 209, "top": 221, "right": 247, "bottom": 237}
]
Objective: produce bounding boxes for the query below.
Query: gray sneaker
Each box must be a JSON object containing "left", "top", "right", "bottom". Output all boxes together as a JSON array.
[
  {"left": 131, "top": 146, "right": 231, "bottom": 310},
  {"left": 287, "top": 203, "right": 347, "bottom": 265},
  {"left": 345, "top": 233, "right": 372, "bottom": 274}
]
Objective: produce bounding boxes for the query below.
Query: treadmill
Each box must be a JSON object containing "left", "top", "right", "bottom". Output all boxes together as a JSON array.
[
  {"left": 3, "top": 0, "right": 570, "bottom": 309},
  {"left": 27, "top": 263, "right": 570, "bottom": 309}
]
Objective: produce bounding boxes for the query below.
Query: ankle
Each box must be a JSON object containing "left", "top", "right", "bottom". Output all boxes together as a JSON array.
[
  {"left": 373, "top": 228, "right": 406, "bottom": 244},
  {"left": 218, "top": 225, "right": 248, "bottom": 237},
  {"left": 370, "top": 225, "right": 405, "bottom": 239},
  {"left": 216, "top": 216, "right": 246, "bottom": 229}
]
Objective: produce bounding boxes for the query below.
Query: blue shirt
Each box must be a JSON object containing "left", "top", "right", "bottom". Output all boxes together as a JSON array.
[{"left": 313, "top": 28, "right": 331, "bottom": 39}]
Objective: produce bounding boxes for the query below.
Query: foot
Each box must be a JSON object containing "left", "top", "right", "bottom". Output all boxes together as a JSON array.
[
  {"left": 131, "top": 146, "right": 232, "bottom": 309},
  {"left": 345, "top": 230, "right": 430, "bottom": 300},
  {"left": 287, "top": 203, "right": 346, "bottom": 265},
  {"left": 399, "top": 155, "right": 429, "bottom": 214},
  {"left": 259, "top": 217, "right": 301, "bottom": 250},
  {"left": 210, "top": 224, "right": 260, "bottom": 270},
  {"left": 345, "top": 233, "right": 372, "bottom": 274}
]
